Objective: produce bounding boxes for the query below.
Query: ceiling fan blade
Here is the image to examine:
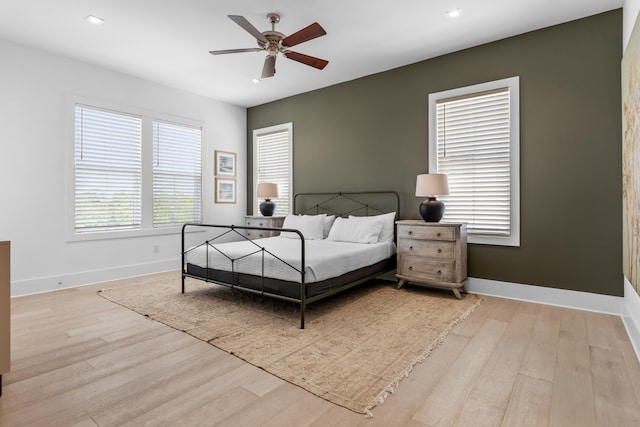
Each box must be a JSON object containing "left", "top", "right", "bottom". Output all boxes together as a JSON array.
[
  {"left": 281, "top": 22, "right": 326, "bottom": 47},
  {"left": 209, "top": 48, "right": 262, "bottom": 55},
  {"left": 261, "top": 56, "right": 276, "bottom": 78},
  {"left": 283, "top": 51, "right": 328, "bottom": 70},
  {"left": 228, "top": 15, "right": 268, "bottom": 44}
]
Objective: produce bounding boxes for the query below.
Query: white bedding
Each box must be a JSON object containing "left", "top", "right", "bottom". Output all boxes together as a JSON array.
[{"left": 185, "top": 236, "right": 396, "bottom": 283}]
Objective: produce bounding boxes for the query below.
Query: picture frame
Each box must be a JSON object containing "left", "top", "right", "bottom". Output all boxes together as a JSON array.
[
  {"left": 215, "top": 178, "right": 236, "bottom": 204},
  {"left": 215, "top": 150, "right": 236, "bottom": 177}
]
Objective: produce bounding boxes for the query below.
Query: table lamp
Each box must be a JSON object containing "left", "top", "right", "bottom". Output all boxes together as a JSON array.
[
  {"left": 415, "top": 174, "right": 449, "bottom": 222},
  {"left": 257, "top": 182, "right": 278, "bottom": 216}
]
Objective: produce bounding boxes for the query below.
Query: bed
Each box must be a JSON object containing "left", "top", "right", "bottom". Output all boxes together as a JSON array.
[{"left": 181, "top": 191, "right": 400, "bottom": 328}]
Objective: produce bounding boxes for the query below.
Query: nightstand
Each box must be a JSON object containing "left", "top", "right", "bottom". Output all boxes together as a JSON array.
[
  {"left": 244, "top": 215, "right": 285, "bottom": 239},
  {"left": 395, "top": 220, "right": 467, "bottom": 299}
]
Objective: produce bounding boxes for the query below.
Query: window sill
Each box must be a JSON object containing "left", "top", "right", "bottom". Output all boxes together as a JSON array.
[{"left": 468, "top": 233, "right": 520, "bottom": 247}]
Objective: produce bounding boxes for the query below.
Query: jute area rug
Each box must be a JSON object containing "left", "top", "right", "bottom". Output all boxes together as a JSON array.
[{"left": 98, "top": 277, "right": 481, "bottom": 416}]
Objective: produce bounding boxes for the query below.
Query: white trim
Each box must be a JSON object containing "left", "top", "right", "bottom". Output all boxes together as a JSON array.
[
  {"left": 623, "top": 277, "right": 640, "bottom": 362},
  {"left": 10, "top": 258, "right": 178, "bottom": 297},
  {"left": 466, "top": 277, "right": 622, "bottom": 315},
  {"left": 428, "top": 76, "right": 520, "bottom": 247}
]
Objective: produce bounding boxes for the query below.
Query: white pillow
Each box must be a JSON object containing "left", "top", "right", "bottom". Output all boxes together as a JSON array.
[
  {"left": 297, "top": 214, "right": 336, "bottom": 239},
  {"left": 327, "top": 217, "right": 383, "bottom": 244},
  {"left": 322, "top": 215, "right": 336, "bottom": 238},
  {"left": 280, "top": 215, "right": 325, "bottom": 240},
  {"left": 349, "top": 212, "right": 396, "bottom": 242}
]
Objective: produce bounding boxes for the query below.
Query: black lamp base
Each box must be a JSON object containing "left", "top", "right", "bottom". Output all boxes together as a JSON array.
[
  {"left": 419, "top": 197, "right": 445, "bottom": 222},
  {"left": 259, "top": 199, "right": 276, "bottom": 216}
]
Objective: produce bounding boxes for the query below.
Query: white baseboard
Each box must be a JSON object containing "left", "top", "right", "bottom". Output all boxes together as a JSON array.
[
  {"left": 622, "top": 277, "right": 640, "bottom": 362},
  {"left": 466, "top": 277, "right": 623, "bottom": 316},
  {"left": 10, "top": 258, "right": 179, "bottom": 297},
  {"left": 467, "top": 277, "right": 640, "bottom": 362},
  {"left": 11, "top": 266, "right": 640, "bottom": 362}
]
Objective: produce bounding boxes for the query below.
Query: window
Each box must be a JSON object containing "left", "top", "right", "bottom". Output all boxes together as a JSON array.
[
  {"left": 253, "top": 123, "right": 293, "bottom": 215},
  {"left": 71, "top": 102, "right": 202, "bottom": 239},
  {"left": 153, "top": 121, "right": 202, "bottom": 227},
  {"left": 428, "top": 76, "right": 520, "bottom": 246},
  {"left": 74, "top": 105, "right": 142, "bottom": 232}
]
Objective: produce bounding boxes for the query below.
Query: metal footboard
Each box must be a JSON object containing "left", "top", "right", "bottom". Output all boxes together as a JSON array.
[{"left": 181, "top": 223, "right": 309, "bottom": 328}]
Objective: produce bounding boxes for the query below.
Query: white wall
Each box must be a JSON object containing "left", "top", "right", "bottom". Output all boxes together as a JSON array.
[{"left": 0, "top": 39, "right": 247, "bottom": 296}]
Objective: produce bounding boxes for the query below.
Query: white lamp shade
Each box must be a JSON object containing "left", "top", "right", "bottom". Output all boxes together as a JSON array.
[
  {"left": 257, "top": 182, "right": 278, "bottom": 199},
  {"left": 415, "top": 174, "right": 449, "bottom": 197}
]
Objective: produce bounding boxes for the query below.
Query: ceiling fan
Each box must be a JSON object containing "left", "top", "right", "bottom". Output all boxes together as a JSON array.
[{"left": 209, "top": 13, "right": 329, "bottom": 79}]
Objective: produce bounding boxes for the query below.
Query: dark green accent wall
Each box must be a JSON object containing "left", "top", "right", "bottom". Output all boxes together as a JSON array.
[{"left": 247, "top": 10, "right": 623, "bottom": 296}]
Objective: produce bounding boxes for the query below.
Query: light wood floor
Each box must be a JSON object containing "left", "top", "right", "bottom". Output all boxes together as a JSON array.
[{"left": 1, "top": 271, "right": 640, "bottom": 426}]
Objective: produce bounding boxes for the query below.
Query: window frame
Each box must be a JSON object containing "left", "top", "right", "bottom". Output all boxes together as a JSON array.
[
  {"left": 73, "top": 104, "right": 143, "bottom": 233},
  {"left": 428, "top": 76, "right": 520, "bottom": 246},
  {"left": 252, "top": 123, "right": 293, "bottom": 216},
  {"left": 152, "top": 119, "right": 203, "bottom": 228},
  {"left": 66, "top": 96, "right": 205, "bottom": 241}
]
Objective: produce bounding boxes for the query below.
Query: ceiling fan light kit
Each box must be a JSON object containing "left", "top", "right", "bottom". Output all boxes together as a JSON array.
[
  {"left": 209, "top": 13, "right": 329, "bottom": 79},
  {"left": 262, "top": 55, "right": 276, "bottom": 78}
]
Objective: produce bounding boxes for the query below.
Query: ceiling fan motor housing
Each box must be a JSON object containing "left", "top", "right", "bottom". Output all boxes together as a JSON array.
[{"left": 260, "top": 31, "right": 285, "bottom": 55}]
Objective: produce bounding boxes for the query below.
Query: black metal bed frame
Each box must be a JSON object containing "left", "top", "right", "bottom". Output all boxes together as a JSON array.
[{"left": 181, "top": 191, "right": 400, "bottom": 329}]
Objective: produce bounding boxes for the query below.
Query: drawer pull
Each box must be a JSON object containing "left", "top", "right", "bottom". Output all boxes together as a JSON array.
[
  {"left": 437, "top": 232, "right": 441, "bottom": 237},
  {"left": 408, "top": 231, "right": 413, "bottom": 235},
  {"left": 437, "top": 270, "right": 442, "bottom": 275},
  {"left": 437, "top": 249, "right": 442, "bottom": 254},
  {"left": 409, "top": 246, "right": 413, "bottom": 251},
  {"left": 259, "top": 222, "right": 264, "bottom": 226},
  {"left": 409, "top": 266, "right": 413, "bottom": 271}
]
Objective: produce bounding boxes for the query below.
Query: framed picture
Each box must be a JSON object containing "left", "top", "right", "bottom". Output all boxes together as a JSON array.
[
  {"left": 215, "top": 178, "right": 236, "bottom": 204},
  {"left": 215, "top": 150, "right": 236, "bottom": 177}
]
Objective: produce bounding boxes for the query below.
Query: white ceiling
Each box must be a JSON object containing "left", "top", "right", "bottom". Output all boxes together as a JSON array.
[{"left": 0, "top": 0, "right": 623, "bottom": 108}]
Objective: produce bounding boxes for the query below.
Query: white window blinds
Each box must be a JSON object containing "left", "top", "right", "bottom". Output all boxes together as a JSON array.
[
  {"left": 74, "top": 105, "right": 142, "bottom": 232},
  {"left": 254, "top": 124, "right": 292, "bottom": 215},
  {"left": 429, "top": 76, "right": 519, "bottom": 246},
  {"left": 436, "top": 89, "right": 511, "bottom": 235},
  {"left": 153, "top": 121, "right": 202, "bottom": 227}
]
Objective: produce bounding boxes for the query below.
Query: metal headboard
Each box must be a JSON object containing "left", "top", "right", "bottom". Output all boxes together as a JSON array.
[{"left": 293, "top": 191, "right": 400, "bottom": 218}]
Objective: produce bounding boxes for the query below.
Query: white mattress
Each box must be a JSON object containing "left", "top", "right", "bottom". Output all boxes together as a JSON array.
[{"left": 185, "top": 236, "right": 396, "bottom": 283}]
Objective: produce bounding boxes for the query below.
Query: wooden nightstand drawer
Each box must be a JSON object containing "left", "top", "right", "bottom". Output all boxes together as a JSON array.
[
  {"left": 246, "top": 219, "right": 267, "bottom": 228},
  {"left": 244, "top": 216, "right": 285, "bottom": 240},
  {"left": 397, "top": 225, "right": 455, "bottom": 241},
  {"left": 398, "top": 239, "right": 455, "bottom": 260},
  {"left": 398, "top": 256, "right": 455, "bottom": 282},
  {"left": 246, "top": 229, "right": 269, "bottom": 239}
]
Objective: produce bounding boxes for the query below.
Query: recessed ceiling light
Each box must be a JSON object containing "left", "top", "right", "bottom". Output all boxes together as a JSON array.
[
  {"left": 251, "top": 78, "right": 261, "bottom": 83},
  {"left": 447, "top": 9, "right": 461, "bottom": 18},
  {"left": 85, "top": 15, "right": 104, "bottom": 25}
]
